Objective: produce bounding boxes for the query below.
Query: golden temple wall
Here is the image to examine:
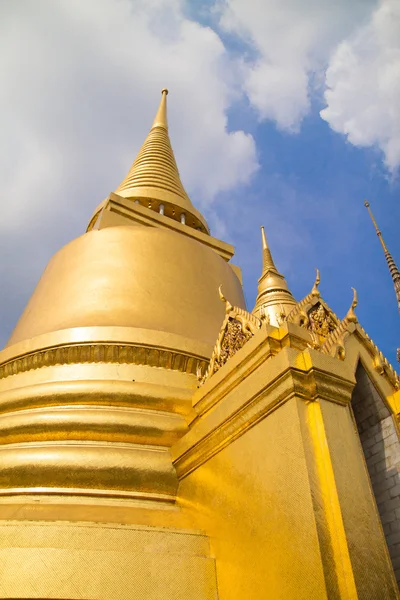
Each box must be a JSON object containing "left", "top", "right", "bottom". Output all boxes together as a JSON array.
[
  {"left": 173, "top": 332, "right": 399, "bottom": 599},
  {"left": 177, "top": 398, "right": 328, "bottom": 600},
  {"left": 2, "top": 88, "right": 399, "bottom": 599}
]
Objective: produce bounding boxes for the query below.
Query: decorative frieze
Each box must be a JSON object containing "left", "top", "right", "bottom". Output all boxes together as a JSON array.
[{"left": 0, "top": 342, "right": 208, "bottom": 380}]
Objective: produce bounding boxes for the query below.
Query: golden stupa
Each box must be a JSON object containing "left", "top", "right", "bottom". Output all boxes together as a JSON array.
[{"left": 1, "top": 90, "right": 400, "bottom": 599}]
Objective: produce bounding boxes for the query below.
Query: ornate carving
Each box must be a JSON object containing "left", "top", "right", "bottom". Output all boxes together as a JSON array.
[
  {"left": 286, "top": 270, "right": 339, "bottom": 330},
  {"left": 308, "top": 303, "right": 336, "bottom": 337},
  {"left": 0, "top": 342, "right": 208, "bottom": 380},
  {"left": 199, "top": 291, "right": 263, "bottom": 386},
  {"left": 212, "top": 318, "right": 253, "bottom": 375}
]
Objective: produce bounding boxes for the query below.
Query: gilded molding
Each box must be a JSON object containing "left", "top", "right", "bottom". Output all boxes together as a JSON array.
[
  {"left": 90, "top": 194, "right": 235, "bottom": 262},
  {"left": 175, "top": 365, "right": 354, "bottom": 479},
  {"left": 0, "top": 440, "right": 178, "bottom": 499},
  {"left": 0, "top": 486, "right": 175, "bottom": 503},
  {"left": 0, "top": 342, "right": 208, "bottom": 380},
  {"left": 194, "top": 332, "right": 275, "bottom": 419},
  {"left": 285, "top": 269, "right": 320, "bottom": 324}
]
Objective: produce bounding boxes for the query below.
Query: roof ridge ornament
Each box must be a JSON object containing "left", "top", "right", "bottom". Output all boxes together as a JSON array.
[
  {"left": 311, "top": 269, "right": 321, "bottom": 297},
  {"left": 219, "top": 285, "right": 233, "bottom": 313},
  {"left": 345, "top": 287, "right": 358, "bottom": 324}
]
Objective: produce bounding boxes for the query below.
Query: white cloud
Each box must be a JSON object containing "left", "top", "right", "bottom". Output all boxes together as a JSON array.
[
  {"left": 218, "top": 0, "right": 375, "bottom": 131},
  {"left": 321, "top": 0, "right": 400, "bottom": 173},
  {"left": 0, "top": 0, "right": 258, "bottom": 235},
  {"left": 0, "top": 0, "right": 258, "bottom": 345}
]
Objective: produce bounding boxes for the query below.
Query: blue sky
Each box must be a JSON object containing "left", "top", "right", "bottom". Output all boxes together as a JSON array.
[
  {"left": 216, "top": 110, "right": 400, "bottom": 364},
  {"left": 0, "top": 0, "right": 399, "bottom": 366}
]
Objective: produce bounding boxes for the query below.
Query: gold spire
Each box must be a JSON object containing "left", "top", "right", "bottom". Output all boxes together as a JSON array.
[
  {"left": 115, "top": 89, "right": 209, "bottom": 233},
  {"left": 311, "top": 268, "right": 321, "bottom": 297},
  {"left": 261, "top": 226, "right": 278, "bottom": 271},
  {"left": 152, "top": 88, "right": 168, "bottom": 129},
  {"left": 253, "top": 226, "right": 296, "bottom": 326}
]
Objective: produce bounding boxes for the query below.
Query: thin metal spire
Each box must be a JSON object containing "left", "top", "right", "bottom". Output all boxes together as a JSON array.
[
  {"left": 365, "top": 200, "right": 400, "bottom": 312},
  {"left": 365, "top": 200, "right": 400, "bottom": 363},
  {"left": 364, "top": 200, "right": 388, "bottom": 252}
]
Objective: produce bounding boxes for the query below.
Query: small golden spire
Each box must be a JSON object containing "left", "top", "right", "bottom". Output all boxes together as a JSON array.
[
  {"left": 152, "top": 88, "right": 168, "bottom": 129},
  {"left": 114, "top": 89, "right": 209, "bottom": 233},
  {"left": 261, "top": 226, "right": 278, "bottom": 272},
  {"left": 252, "top": 225, "right": 296, "bottom": 326},
  {"left": 364, "top": 200, "right": 388, "bottom": 252}
]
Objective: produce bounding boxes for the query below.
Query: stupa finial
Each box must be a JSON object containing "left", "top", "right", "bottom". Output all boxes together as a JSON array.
[
  {"left": 152, "top": 88, "right": 169, "bottom": 130},
  {"left": 252, "top": 225, "right": 296, "bottom": 326},
  {"left": 261, "top": 226, "right": 278, "bottom": 273},
  {"left": 114, "top": 88, "right": 209, "bottom": 233}
]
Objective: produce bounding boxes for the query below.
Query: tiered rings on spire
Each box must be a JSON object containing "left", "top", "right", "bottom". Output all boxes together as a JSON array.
[
  {"left": 115, "top": 89, "right": 209, "bottom": 233},
  {"left": 252, "top": 226, "right": 296, "bottom": 327}
]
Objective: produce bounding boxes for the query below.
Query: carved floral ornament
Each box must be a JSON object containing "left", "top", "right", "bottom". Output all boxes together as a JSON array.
[
  {"left": 197, "top": 287, "right": 263, "bottom": 385},
  {"left": 198, "top": 276, "right": 399, "bottom": 391},
  {"left": 285, "top": 269, "right": 339, "bottom": 340},
  {"left": 198, "top": 275, "right": 343, "bottom": 386},
  {"left": 308, "top": 303, "right": 336, "bottom": 337}
]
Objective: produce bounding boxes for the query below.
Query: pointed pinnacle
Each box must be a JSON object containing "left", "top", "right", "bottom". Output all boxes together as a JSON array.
[
  {"left": 218, "top": 285, "right": 232, "bottom": 312},
  {"left": 346, "top": 287, "right": 358, "bottom": 323},
  {"left": 152, "top": 88, "right": 168, "bottom": 130},
  {"left": 253, "top": 225, "right": 296, "bottom": 324},
  {"left": 260, "top": 226, "right": 278, "bottom": 273},
  {"left": 365, "top": 200, "right": 388, "bottom": 252},
  {"left": 365, "top": 199, "right": 400, "bottom": 314}
]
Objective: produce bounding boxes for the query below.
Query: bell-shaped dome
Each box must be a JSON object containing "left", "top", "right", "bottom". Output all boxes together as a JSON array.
[{"left": 7, "top": 226, "right": 244, "bottom": 350}]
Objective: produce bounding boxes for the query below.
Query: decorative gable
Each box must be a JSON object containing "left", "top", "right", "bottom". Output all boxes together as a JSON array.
[{"left": 198, "top": 287, "right": 263, "bottom": 385}]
